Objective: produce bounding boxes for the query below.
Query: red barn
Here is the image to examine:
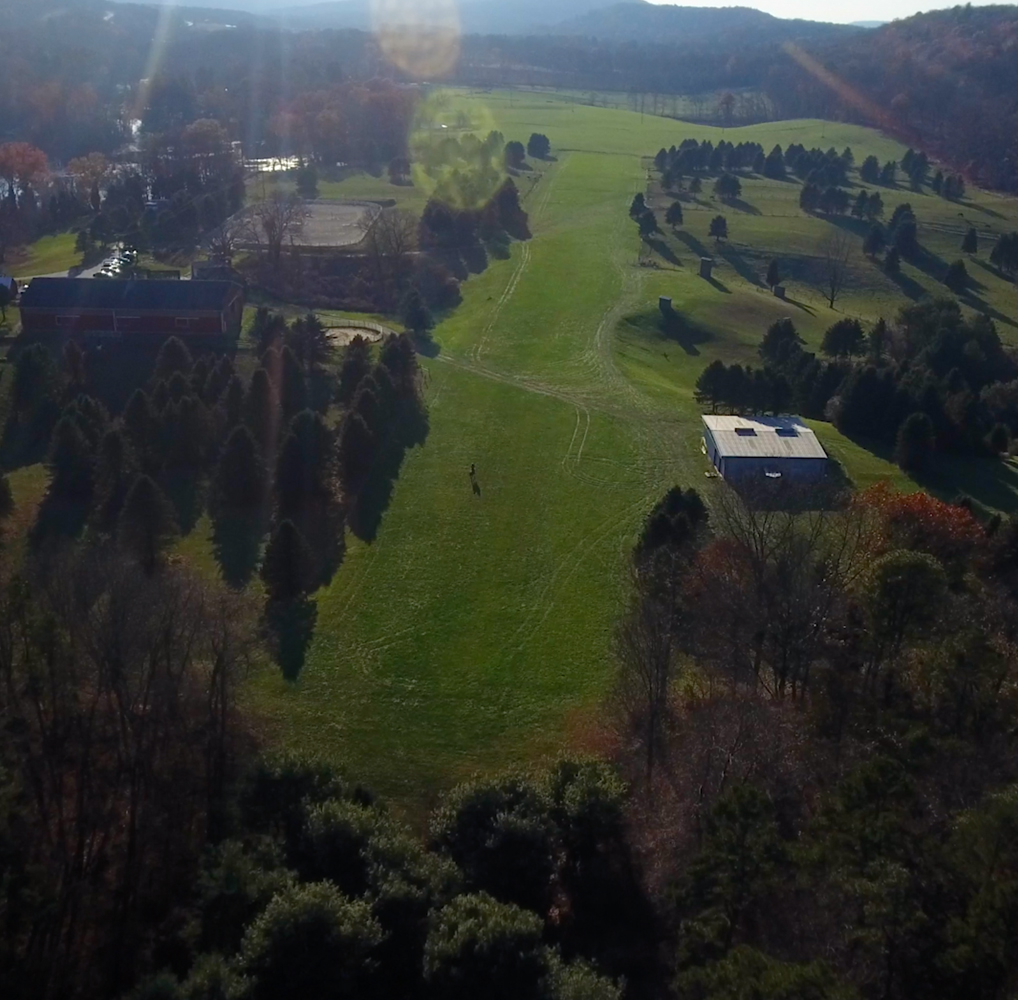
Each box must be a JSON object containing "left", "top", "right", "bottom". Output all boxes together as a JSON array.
[{"left": 19, "top": 278, "right": 244, "bottom": 342}]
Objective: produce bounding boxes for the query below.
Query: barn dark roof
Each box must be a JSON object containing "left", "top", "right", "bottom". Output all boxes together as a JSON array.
[{"left": 20, "top": 278, "right": 240, "bottom": 312}]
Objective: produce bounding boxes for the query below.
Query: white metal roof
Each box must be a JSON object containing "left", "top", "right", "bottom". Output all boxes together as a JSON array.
[{"left": 702, "top": 415, "right": 828, "bottom": 460}]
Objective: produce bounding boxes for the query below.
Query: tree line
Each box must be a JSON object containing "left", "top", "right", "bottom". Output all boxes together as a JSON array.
[
  {"left": 695, "top": 302, "right": 1018, "bottom": 471},
  {"left": 614, "top": 471, "right": 1018, "bottom": 1000}
]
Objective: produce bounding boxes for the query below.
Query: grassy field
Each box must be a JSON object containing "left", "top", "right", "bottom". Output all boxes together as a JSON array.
[
  {"left": 8, "top": 232, "right": 82, "bottom": 277},
  {"left": 240, "top": 89, "right": 1018, "bottom": 811}
]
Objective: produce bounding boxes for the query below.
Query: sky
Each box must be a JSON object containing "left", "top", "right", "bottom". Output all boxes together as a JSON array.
[{"left": 644, "top": 0, "right": 1003, "bottom": 25}]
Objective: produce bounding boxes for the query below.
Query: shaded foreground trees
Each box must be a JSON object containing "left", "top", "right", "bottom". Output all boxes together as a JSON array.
[
  {"left": 0, "top": 546, "right": 256, "bottom": 998},
  {"left": 610, "top": 478, "right": 1018, "bottom": 1000}
]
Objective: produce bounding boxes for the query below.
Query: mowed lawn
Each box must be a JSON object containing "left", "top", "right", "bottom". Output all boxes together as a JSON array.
[
  {"left": 233, "top": 92, "right": 1018, "bottom": 807},
  {"left": 9, "top": 231, "right": 82, "bottom": 277}
]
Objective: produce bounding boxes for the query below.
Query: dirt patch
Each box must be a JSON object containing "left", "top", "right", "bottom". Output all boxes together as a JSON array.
[{"left": 326, "top": 325, "right": 387, "bottom": 346}]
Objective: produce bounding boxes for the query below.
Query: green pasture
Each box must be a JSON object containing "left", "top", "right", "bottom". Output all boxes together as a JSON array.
[
  {"left": 9, "top": 232, "right": 82, "bottom": 277},
  {"left": 246, "top": 90, "right": 1018, "bottom": 809}
]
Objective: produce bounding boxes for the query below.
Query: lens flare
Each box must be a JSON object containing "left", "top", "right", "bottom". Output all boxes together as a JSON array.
[
  {"left": 782, "top": 42, "right": 900, "bottom": 136},
  {"left": 409, "top": 90, "right": 505, "bottom": 209},
  {"left": 372, "top": 0, "right": 460, "bottom": 79}
]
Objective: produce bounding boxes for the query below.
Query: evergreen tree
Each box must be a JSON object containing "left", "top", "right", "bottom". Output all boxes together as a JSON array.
[
  {"left": 216, "top": 425, "right": 266, "bottom": 510},
  {"left": 274, "top": 410, "right": 333, "bottom": 513},
  {"left": 759, "top": 317, "right": 801, "bottom": 363},
  {"left": 945, "top": 259, "right": 969, "bottom": 294},
  {"left": 222, "top": 374, "right": 245, "bottom": 431},
  {"left": 378, "top": 334, "right": 419, "bottom": 397},
  {"left": 694, "top": 361, "right": 728, "bottom": 413},
  {"left": 962, "top": 227, "right": 978, "bottom": 255},
  {"left": 93, "top": 427, "right": 135, "bottom": 530},
  {"left": 713, "top": 173, "right": 741, "bottom": 202},
  {"left": 260, "top": 519, "right": 313, "bottom": 602},
  {"left": 821, "top": 318, "right": 865, "bottom": 358},
  {"left": 12, "top": 343, "right": 58, "bottom": 418},
  {"left": 401, "top": 288, "right": 434, "bottom": 337},
  {"left": 245, "top": 368, "right": 278, "bottom": 452},
  {"left": 708, "top": 215, "right": 728, "bottom": 243},
  {"left": 338, "top": 413, "right": 376, "bottom": 487},
  {"left": 168, "top": 370, "right": 189, "bottom": 403},
  {"left": 879, "top": 161, "right": 897, "bottom": 186},
  {"left": 338, "top": 337, "right": 373, "bottom": 404},
  {"left": 527, "top": 133, "right": 551, "bottom": 159},
  {"left": 119, "top": 474, "right": 179, "bottom": 575},
  {"left": 863, "top": 224, "right": 886, "bottom": 258},
  {"left": 665, "top": 201, "right": 683, "bottom": 229},
  {"left": 860, "top": 155, "right": 880, "bottom": 184},
  {"left": 47, "top": 416, "right": 94, "bottom": 502},
  {"left": 628, "top": 193, "right": 645, "bottom": 218},
  {"left": 885, "top": 247, "right": 901, "bottom": 276},
  {"left": 278, "top": 345, "right": 308, "bottom": 419},
  {"left": 123, "top": 388, "right": 159, "bottom": 467},
  {"left": 153, "top": 336, "right": 193, "bottom": 383},
  {"left": 990, "top": 232, "right": 1018, "bottom": 275},
  {"left": 286, "top": 313, "right": 331, "bottom": 373},
  {"left": 798, "top": 183, "right": 820, "bottom": 214},
  {"left": 504, "top": 141, "right": 526, "bottom": 170},
  {"left": 763, "top": 145, "right": 785, "bottom": 179},
  {"left": 765, "top": 259, "right": 781, "bottom": 290},
  {"left": 637, "top": 209, "right": 657, "bottom": 238}
]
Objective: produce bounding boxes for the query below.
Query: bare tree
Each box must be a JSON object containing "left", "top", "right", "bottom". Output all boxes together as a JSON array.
[
  {"left": 613, "top": 573, "right": 682, "bottom": 787},
  {"left": 206, "top": 215, "right": 244, "bottom": 263},
  {"left": 0, "top": 547, "right": 256, "bottom": 996},
  {"left": 365, "top": 208, "right": 418, "bottom": 309},
  {"left": 817, "top": 229, "right": 853, "bottom": 309},
  {"left": 247, "top": 192, "right": 307, "bottom": 266}
]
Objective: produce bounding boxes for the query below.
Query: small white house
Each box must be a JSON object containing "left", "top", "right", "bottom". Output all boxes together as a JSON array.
[{"left": 702, "top": 415, "right": 828, "bottom": 482}]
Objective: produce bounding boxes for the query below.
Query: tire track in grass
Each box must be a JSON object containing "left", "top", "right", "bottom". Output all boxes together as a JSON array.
[
  {"left": 472, "top": 240, "right": 531, "bottom": 364},
  {"left": 470, "top": 156, "right": 562, "bottom": 366}
]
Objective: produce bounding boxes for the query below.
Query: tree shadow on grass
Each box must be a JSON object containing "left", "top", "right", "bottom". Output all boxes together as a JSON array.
[
  {"left": 349, "top": 398, "right": 430, "bottom": 543},
  {"left": 971, "top": 257, "right": 1016, "bottom": 288},
  {"left": 912, "top": 454, "right": 1018, "bottom": 515},
  {"left": 413, "top": 333, "right": 441, "bottom": 359},
  {"left": 264, "top": 597, "right": 318, "bottom": 682},
  {"left": 843, "top": 429, "right": 1018, "bottom": 514},
  {"left": 212, "top": 508, "right": 267, "bottom": 589},
  {"left": 718, "top": 245, "right": 763, "bottom": 287},
  {"left": 959, "top": 291, "right": 1018, "bottom": 329},
  {"left": 784, "top": 296, "right": 816, "bottom": 315},
  {"left": 705, "top": 274, "right": 731, "bottom": 294},
  {"left": 646, "top": 237, "right": 682, "bottom": 267},
  {"left": 888, "top": 268, "right": 927, "bottom": 301},
  {"left": 828, "top": 215, "right": 870, "bottom": 239},
  {"left": 675, "top": 230, "right": 710, "bottom": 259},
  {"left": 910, "top": 245, "right": 949, "bottom": 283},
  {"left": 728, "top": 198, "right": 761, "bottom": 216},
  {"left": 962, "top": 199, "right": 1006, "bottom": 220},
  {"left": 659, "top": 308, "right": 710, "bottom": 356}
]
